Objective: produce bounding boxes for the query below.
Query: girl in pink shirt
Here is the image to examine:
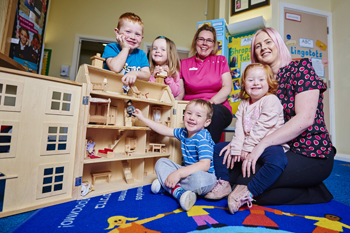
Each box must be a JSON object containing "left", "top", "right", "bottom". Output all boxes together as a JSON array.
[
  {"left": 205, "top": 63, "right": 289, "bottom": 214},
  {"left": 149, "top": 36, "right": 181, "bottom": 98}
]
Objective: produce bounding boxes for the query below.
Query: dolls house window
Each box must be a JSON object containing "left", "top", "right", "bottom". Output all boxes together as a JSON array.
[
  {"left": 46, "top": 87, "right": 75, "bottom": 115},
  {"left": 37, "top": 163, "right": 68, "bottom": 199},
  {"left": 0, "top": 121, "right": 19, "bottom": 159},
  {"left": 41, "top": 124, "right": 71, "bottom": 155},
  {"left": 0, "top": 80, "right": 24, "bottom": 112}
]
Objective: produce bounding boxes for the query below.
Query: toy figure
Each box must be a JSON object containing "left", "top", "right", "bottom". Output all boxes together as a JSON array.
[
  {"left": 122, "top": 85, "right": 130, "bottom": 95},
  {"left": 86, "top": 139, "right": 101, "bottom": 159},
  {"left": 126, "top": 100, "right": 135, "bottom": 117}
]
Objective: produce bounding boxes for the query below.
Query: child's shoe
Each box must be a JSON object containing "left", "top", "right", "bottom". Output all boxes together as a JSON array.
[
  {"left": 204, "top": 179, "right": 231, "bottom": 200},
  {"left": 151, "top": 179, "right": 165, "bottom": 194},
  {"left": 227, "top": 185, "right": 254, "bottom": 214},
  {"left": 179, "top": 190, "right": 196, "bottom": 211}
]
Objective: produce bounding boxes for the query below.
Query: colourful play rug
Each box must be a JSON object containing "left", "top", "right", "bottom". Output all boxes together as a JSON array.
[{"left": 10, "top": 185, "right": 350, "bottom": 233}]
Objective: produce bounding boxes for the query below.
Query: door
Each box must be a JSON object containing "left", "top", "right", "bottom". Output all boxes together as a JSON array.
[{"left": 283, "top": 9, "right": 332, "bottom": 136}]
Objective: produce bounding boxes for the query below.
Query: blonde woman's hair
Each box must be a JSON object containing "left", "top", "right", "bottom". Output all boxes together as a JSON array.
[
  {"left": 239, "top": 63, "right": 279, "bottom": 100},
  {"left": 149, "top": 36, "right": 180, "bottom": 79},
  {"left": 186, "top": 99, "right": 213, "bottom": 120},
  {"left": 189, "top": 24, "right": 218, "bottom": 57}
]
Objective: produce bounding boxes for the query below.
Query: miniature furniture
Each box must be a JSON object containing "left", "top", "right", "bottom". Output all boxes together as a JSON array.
[
  {"left": 155, "top": 70, "right": 167, "bottom": 84},
  {"left": 122, "top": 161, "right": 134, "bottom": 184},
  {"left": 91, "top": 171, "right": 112, "bottom": 185},
  {"left": 129, "top": 85, "right": 146, "bottom": 99},
  {"left": 90, "top": 53, "right": 105, "bottom": 69},
  {"left": 125, "top": 137, "right": 137, "bottom": 156},
  {"left": 149, "top": 143, "right": 166, "bottom": 153},
  {"left": 152, "top": 107, "right": 162, "bottom": 122},
  {"left": 89, "top": 98, "right": 111, "bottom": 125}
]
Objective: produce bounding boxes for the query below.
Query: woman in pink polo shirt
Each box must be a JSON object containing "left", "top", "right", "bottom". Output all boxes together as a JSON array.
[{"left": 178, "top": 24, "right": 232, "bottom": 143}]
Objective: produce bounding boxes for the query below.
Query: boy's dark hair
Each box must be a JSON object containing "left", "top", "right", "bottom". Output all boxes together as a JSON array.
[{"left": 186, "top": 99, "right": 213, "bottom": 120}]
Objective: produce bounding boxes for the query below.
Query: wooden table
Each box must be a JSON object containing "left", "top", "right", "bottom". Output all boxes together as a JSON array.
[{"left": 149, "top": 143, "right": 166, "bottom": 153}]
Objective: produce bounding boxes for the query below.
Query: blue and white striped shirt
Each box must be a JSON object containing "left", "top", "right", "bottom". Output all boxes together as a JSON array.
[{"left": 173, "top": 128, "right": 215, "bottom": 174}]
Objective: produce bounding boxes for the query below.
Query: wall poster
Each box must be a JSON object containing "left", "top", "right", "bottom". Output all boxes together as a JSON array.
[
  {"left": 9, "top": 0, "right": 49, "bottom": 74},
  {"left": 228, "top": 31, "right": 255, "bottom": 115}
]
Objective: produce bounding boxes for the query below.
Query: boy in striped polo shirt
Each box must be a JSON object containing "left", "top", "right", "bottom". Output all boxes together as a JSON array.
[{"left": 133, "top": 99, "right": 216, "bottom": 211}]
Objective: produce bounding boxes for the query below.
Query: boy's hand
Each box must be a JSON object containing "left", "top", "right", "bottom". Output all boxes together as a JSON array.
[
  {"left": 165, "top": 170, "right": 182, "bottom": 189},
  {"left": 116, "top": 33, "right": 131, "bottom": 51},
  {"left": 132, "top": 109, "right": 144, "bottom": 120},
  {"left": 122, "top": 71, "right": 137, "bottom": 85}
]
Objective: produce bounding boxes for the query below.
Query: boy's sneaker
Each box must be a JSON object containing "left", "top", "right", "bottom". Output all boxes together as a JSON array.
[
  {"left": 227, "top": 185, "right": 254, "bottom": 214},
  {"left": 151, "top": 179, "right": 164, "bottom": 194},
  {"left": 179, "top": 191, "right": 196, "bottom": 211},
  {"left": 204, "top": 179, "right": 231, "bottom": 200}
]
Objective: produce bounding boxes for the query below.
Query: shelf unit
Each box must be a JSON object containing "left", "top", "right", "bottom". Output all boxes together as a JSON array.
[{"left": 73, "top": 64, "right": 177, "bottom": 199}]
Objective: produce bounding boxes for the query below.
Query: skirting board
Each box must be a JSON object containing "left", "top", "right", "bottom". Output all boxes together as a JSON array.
[{"left": 335, "top": 154, "right": 350, "bottom": 163}]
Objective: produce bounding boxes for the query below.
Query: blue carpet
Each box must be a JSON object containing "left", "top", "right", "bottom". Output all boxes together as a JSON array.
[
  {"left": 7, "top": 185, "right": 350, "bottom": 233},
  {"left": 1, "top": 159, "right": 350, "bottom": 233}
]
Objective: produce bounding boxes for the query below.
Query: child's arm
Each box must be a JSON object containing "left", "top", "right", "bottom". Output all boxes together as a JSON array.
[
  {"left": 164, "top": 71, "right": 181, "bottom": 98},
  {"left": 176, "top": 79, "right": 185, "bottom": 100},
  {"left": 165, "top": 159, "right": 211, "bottom": 188},
  {"left": 106, "top": 35, "right": 131, "bottom": 73},
  {"left": 133, "top": 109, "right": 173, "bottom": 137},
  {"left": 121, "top": 67, "right": 151, "bottom": 86},
  {"left": 242, "top": 95, "right": 283, "bottom": 153},
  {"left": 222, "top": 101, "right": 245, "bottom": 169}
]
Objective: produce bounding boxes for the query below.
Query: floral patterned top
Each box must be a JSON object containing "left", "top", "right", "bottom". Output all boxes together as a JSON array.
[{"left": 276, "top": 58, "right": 333, "bottom": 158}]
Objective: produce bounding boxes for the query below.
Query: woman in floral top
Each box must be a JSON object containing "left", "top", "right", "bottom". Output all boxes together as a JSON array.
[{"left": 207, "top": 27, "right": 335, "bottom": 207}]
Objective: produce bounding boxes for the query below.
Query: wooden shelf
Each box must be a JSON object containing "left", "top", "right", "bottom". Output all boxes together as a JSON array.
[
  {"left": 84, "top": 153, "right": 170, "bottom": 164},
  {"left": 90, "top": 90, "right": 173, "bottom": 107},
  {"left": 0, "top": 174, "right": 18, "bottom": 180},
  {"left": 87, "top": 124, "right": 150, "bottom": 130},
  {"left": 78, "top": 173, "right": 157, "bottom": 199}
]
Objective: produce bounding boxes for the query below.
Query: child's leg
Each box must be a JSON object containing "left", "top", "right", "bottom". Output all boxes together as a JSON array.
[
  {"left": 154, "top": 158, "right": 196, "bottom": 211},
  {"left": 227, "top": 146, "right": 287, "bottom": 214},
  {"left": 179, "top": 171, "right": 217, "bottom": 195},
  {"left": 247, "top": 145, "right": 287, "bottom": 197},
  {"left": 213, "top": 142, "right": 231, "bottom": 181},
  {"left": 204, "top": 142, "right": 232, "bottom": 200},
  {"left": 154, "top": 158, "right": 182, "bottom": 194}
]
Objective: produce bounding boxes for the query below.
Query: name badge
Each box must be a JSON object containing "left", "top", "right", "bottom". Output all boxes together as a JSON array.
[{"left": 189, "top": 67, "right": 198, "bottom": 71}]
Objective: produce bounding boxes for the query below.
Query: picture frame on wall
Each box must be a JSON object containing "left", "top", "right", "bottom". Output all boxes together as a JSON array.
[
  {"left": 9, "top": 0, "right": 50, "bottom": 74},
  {"left": 231, "top": 0, "right": 269, "bottom": 16}
]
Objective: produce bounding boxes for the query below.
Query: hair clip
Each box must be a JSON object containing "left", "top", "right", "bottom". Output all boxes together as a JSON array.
[{"left": 158, "top": 36, "right": 165, "bottom": 39}]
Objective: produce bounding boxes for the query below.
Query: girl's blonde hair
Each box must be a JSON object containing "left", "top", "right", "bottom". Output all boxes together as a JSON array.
[
  {"left": 239, "top": 63, "right": 279, "bottom": 100},
  {"left": 149, "top": 36, "right": 180, "bottom": 79},
  {"left": 189, "top": 24, "right": 218, "bottom": 57}
]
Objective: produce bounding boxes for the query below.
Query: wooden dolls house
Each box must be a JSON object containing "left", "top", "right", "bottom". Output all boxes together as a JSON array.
[{"left": 0, "top": 62, "right": 180, "bottom": 218}]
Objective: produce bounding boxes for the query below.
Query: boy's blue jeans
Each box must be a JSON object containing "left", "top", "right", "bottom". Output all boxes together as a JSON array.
[{"left": 214, "top": 143, "right": 287, "bottom": 197}]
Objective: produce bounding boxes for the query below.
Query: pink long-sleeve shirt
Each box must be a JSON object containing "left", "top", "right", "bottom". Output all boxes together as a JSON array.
[
  {"left": 231, "top": 94, "right": 289, "bottom": 155},
  {"left": 149, "top": 72, "right": 181, "bottom": 98}
]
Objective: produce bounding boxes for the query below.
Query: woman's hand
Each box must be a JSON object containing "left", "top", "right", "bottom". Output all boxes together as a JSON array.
[{"left": 241, "top": 143, "right": 266, "bottom": 177}]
